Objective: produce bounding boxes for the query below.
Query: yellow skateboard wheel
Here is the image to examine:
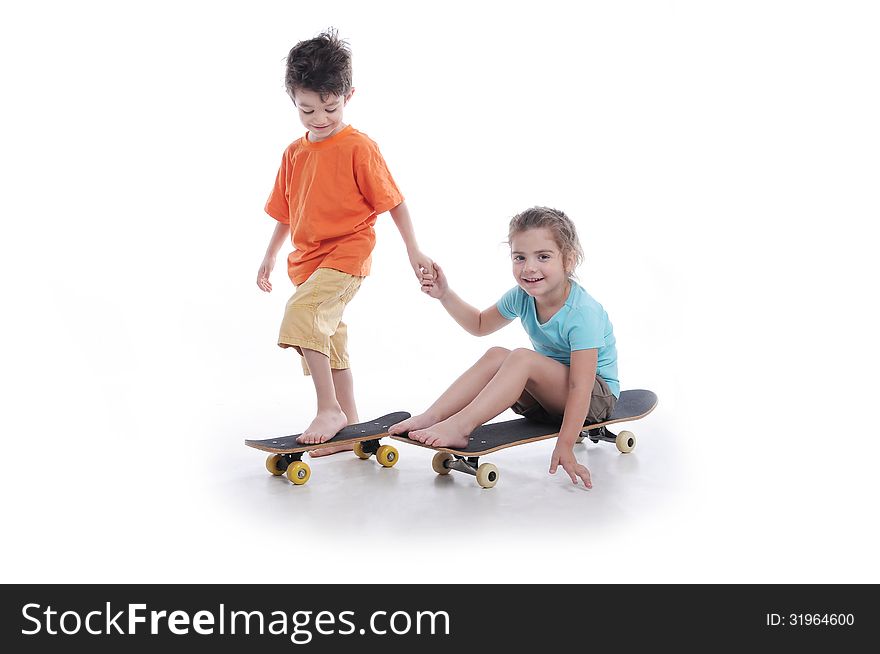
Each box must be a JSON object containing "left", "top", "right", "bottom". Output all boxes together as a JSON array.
[
  {"left": 375, "top": 445, "right": 399, "bottom": 468},
  {"left": 286, "top": 460, "right": 311, "bottom": 485},
  {"left": 265, "top": 454, "right": 287, "bottom": 476},
  {"left": 353, "top": 442, "right": 372, "bottom": 459}
]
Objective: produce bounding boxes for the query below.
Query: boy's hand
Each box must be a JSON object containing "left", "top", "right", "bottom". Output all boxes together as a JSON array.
[
  {"left": 550, "top": 444, "right": 592, "bottom": 488},
  {"left": 420, "top": 262, "right": 448, "bottom": 299},
  {"left": 408, "top": 250, "right": 434, "bottom": 282},
  {"left": 257, "top": 255, "right": 275, "bottom": 292}
]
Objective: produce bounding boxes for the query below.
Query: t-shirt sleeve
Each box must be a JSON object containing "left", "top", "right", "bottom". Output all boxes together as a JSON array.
[
  {"left": 496, "top": 287, "right": 522, "bottom": 320},
  {"left": 566, "top": 308, "right": 607, "bottom": 352},
  {"left": 354, "top": 141, "right": 404, "bottom": 215},
  {"left": 264, "top": 150, "right": 291, "bottom": 224}
]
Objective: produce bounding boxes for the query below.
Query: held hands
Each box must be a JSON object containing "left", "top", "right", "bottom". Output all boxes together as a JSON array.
[
  {"left": 419, "top": 262, "right": 448, "bottom": 300},
  {"left": 408, "top": 250, "right": 434, "bottom": 283},
  {"left": 257, "top": 255, "right": 276, "bottom": 292},
  {"left": 550, "top": 443, "right": 592, "bottom": 488}
]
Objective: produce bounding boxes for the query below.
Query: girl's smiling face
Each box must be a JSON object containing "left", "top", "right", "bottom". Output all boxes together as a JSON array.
[{"left": 510, "top": 227, "right": 573, "bottom": 302}]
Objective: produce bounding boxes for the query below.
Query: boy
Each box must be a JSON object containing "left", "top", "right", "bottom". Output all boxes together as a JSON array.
[{"left": 257, "top": 29, "right": 432, "bottom": 456}]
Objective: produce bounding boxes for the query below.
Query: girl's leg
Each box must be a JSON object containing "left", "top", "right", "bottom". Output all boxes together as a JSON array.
[
  {"left": 388, "top": 347, "right": 512, "bottom": 434},
  {"left": 409, "top": 348, "right": 570, "bottom": 448}
]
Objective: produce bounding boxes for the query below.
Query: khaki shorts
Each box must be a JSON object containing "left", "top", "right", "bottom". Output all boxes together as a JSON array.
[
  {"left": 278, "top": 267, "right": 363, "bottom": 376},
  {"left": 511, "top": 375, "right": 617, "bottom": 426}
]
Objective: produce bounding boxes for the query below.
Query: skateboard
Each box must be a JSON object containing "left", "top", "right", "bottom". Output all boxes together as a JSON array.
[
  {"left": 391, "top": 389, "right": 658, "bottom": 488},
  {"left": 245, "top": 411, "right": 410, "bottom": 485}
]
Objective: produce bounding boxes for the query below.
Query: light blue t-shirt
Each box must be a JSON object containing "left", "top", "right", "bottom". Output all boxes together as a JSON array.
[{"left": 496, "top": 281, "right": 619, "bottom": 398}]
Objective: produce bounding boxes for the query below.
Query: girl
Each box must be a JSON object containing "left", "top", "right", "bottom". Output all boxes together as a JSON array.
[{"left": 389, "top": 206, "right": 619, "bottom": 488}]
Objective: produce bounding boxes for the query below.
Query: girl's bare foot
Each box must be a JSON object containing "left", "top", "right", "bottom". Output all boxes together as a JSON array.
[
  {"left": 388, "top": 412, "right": 440, "bottom": 436},
  {"left": 296, "top": 409, "right": 349, "bottom": 445},
  {"left": 408, "top": 417, "right": 470, "bottom": 448}
]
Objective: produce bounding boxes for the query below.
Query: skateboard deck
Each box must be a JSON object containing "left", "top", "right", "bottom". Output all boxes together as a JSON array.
[
  {"left": 246, "top": 411, "right": 410, "bottom": 485},
  {"left": 391, "top": 389, "right": 657, "bottom": 488}
]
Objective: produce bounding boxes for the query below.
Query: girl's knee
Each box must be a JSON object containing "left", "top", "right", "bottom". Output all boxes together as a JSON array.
[
  {"left": 506, "top": 348, "right": 546, "bottom": 371},
  {"left": 483, "top": 346, "right": 510, "bottom": 363},
  {"left": 509, "top": 347, "right": 535, "bottom": 362}
]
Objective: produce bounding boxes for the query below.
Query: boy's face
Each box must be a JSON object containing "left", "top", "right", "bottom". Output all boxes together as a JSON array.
[{"left": 290, "top": 87, "right": 354, "bottom": 142}]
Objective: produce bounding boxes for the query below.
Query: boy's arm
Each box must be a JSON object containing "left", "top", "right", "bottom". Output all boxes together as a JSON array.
[
  {"left": 388, "top": 201, "right": 433, "bottom": 279},
  {"left": 257, "top": 221, "right": 289, "bottom": 293},
  {"left": 549, "top": 348, "right": 598, "bottom": 487},
  {"left": 424, "top": 263, "right": 511, "bottom": 336}
]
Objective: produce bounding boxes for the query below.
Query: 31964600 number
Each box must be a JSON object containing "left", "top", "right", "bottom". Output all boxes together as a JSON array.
[{"left": 766, "top": 613, "right": 855, "bottom": 627}]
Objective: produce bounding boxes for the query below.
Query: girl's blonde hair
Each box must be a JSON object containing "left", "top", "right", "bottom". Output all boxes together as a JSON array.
[{"left": 507, "top": 206, "right": 584, "bottom": 276}]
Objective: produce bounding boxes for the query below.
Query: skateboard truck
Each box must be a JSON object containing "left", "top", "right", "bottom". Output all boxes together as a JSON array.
[
  {"left": 353, "top": 438, "right": 382, "bottom": 457},
  {"left": 432, "top": 453, "right": 500, "bottom": 489},
  {"left": 576, "top": 426, "right": 636, "bottom": 453},
  {"left": 269, "top": 452, "right": 310, "bottom": 483}
]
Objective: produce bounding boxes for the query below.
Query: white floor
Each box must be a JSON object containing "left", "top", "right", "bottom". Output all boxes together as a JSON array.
[
  {"left": 225, "top": 410, "right": 681, "bottom": 544},
  {"left": 6, "top": 376, "right": 877, "bottom": 585}
]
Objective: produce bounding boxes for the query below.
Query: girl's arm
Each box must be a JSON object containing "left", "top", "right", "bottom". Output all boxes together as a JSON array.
[
  {"left": 440, "top": 293, "right": 511, "bottom": 337},
  {"left": 423, "top": 263, "right": 511, "bottom": 336},
  {"left": 549, "top": 348, "right": 598, "bottom": 487}
]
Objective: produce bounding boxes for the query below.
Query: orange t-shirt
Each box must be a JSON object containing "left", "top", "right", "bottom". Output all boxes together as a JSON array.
[{"left": 265, "top": 125, "right": 404, "bottom": 285}]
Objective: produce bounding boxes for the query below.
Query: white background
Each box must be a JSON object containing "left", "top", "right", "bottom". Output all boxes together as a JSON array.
[{"left": 2, "top": 0, "right": 878, "bottom": 583}]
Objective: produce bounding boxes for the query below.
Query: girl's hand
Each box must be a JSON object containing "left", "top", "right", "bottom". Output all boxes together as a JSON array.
[
  {"left": 421, "top": 262, "right": 449, "bottom": 299},
  {"left": 257, "top": 255, "right": 275, "bottom": 292},
  {"left": 550, "top": 444, "right": 592, "bottom": 488}
]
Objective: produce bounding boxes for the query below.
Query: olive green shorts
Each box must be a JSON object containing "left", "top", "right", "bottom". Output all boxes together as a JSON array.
[{"left": 511, "top": 375, "right": 617, "bottom": 426}]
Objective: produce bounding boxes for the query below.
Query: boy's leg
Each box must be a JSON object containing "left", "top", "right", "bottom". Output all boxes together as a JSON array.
[
  {"left": 409, "top": 348, "right": 570, "bottom": 448},
  {"left": 297, "top": 348, "right": 349, "bottom": 444},
  {"left": 388, "top": 347, "right": 511, "bottom": 434},
  {"left": 332, "top": 367, "right": 358, "bottom": 422},
  {"left": 278, "top": 269, "right": 363, "bottom": 446},
  {"left": 308, "top": 367, "right": 359, "bottom": 457}
]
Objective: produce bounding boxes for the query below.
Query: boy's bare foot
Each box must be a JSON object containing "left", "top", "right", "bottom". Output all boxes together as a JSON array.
[
  {"left": 297, "top": 409, "right": 349, "bottom": 445},
  {"left": 408, "top": 418, "right": 470, "bottom": 449},
  {"left": 308, "top": 442, "right": 355, "bottom": 458},
  {"left": 388, "top": 412, "right": 440, "bottom": 436}
]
